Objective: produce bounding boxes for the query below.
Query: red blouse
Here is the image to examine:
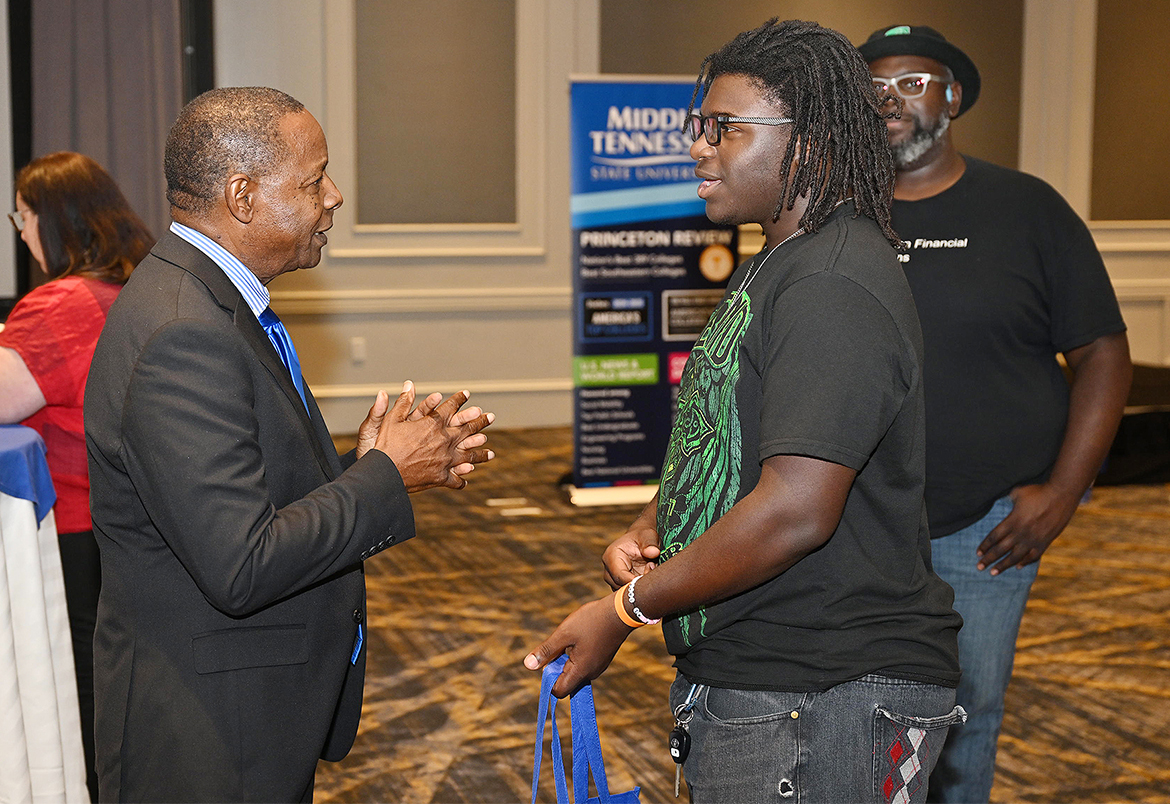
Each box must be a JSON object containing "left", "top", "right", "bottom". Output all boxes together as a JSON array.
[{"left": 0, "top": 276, "right": 121, "bottom": 533}]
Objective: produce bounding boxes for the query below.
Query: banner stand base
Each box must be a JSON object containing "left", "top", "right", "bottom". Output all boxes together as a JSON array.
[{"left": 565, "top": 483, "right": 659, "bottom": 508}]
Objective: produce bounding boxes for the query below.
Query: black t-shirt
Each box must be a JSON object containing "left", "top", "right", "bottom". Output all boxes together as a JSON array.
[
  {"left": 892, "top": 157, "right": 1126, "bottom": 537},
  {"left": 657, "top": 203, "right": 961, "bottom": 692}
]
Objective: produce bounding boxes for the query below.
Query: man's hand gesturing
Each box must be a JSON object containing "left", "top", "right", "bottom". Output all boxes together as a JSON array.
[{"left": 363, "top": 381, "right": 495, "bottom": 491}]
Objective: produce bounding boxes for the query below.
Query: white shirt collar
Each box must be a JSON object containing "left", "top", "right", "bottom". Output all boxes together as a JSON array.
[{"left": 169, "top": 221, "right": 270, "bottom": 318}]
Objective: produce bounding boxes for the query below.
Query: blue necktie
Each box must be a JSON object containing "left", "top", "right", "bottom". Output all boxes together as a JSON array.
[{"left": 258, "top": 307, "right": 309, "bottom": 413}]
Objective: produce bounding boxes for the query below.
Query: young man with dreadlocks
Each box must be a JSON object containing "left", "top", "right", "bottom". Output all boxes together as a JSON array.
[{"left": 526, "top": 19, "right": 964, "bottom": 803}]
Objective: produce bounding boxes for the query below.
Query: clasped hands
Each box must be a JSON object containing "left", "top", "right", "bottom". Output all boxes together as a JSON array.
[{"left": 356, "top": 380, "right": 495, "bottom": 492}]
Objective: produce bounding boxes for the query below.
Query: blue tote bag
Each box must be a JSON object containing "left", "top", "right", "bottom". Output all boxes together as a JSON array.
[{"left": 530, "top": 656, "right": 641, "bottom": 804}]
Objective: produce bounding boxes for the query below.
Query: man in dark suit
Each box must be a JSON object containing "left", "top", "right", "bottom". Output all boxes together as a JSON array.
[{"left": 84, "top": 86, "right": 494, "bottom": 802}]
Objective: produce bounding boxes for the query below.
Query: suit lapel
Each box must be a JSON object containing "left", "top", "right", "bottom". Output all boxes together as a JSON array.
[
  {"left": 150, "top": 233, "right": 339, "bottom": 480},
  {"left": 304, "top": 385, "right": 344, "bottom": 478},
  {"left": 234, "top": 296, "right": 338, "bottom": 479}
]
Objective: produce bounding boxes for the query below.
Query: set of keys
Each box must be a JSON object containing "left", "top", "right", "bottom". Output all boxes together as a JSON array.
[{"left": 669, "top": 683, "right": 702, "bottom": 797}]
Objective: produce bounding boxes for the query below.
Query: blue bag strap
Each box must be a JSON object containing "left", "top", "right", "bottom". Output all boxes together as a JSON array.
[
  {"left": 569, "top": 679, "right": 613, "bottom": 804},
  {"left": 532, "top": 656, "right": 571, "bottom": 804}
]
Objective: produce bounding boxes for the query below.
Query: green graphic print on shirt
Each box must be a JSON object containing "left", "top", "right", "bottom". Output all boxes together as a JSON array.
[{"left": 656, "top": 285, "right": 753, "bottom": 647}]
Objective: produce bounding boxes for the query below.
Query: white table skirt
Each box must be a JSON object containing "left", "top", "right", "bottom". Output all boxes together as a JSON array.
[{"left": 0, "top": 494, "right": 87, "bottom": 803}]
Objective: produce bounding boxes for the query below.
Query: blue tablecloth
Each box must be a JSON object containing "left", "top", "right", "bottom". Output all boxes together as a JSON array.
[{"left": 0, "top": 425, "right": 56, "bottom": 524}]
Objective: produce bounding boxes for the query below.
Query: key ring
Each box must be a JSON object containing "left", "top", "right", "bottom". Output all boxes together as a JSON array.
[{"left": 673, "top": 683, "right": 703, "bottom": 726}]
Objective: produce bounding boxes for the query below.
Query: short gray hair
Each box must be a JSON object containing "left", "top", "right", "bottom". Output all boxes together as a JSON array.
[{"left": 164, "top": 86, "right": 306, "bottom": 214}]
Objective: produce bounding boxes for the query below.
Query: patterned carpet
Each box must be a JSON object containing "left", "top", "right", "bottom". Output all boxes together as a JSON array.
[{"left": 315, "top": 427, "right": 1170, "bottom": 804}]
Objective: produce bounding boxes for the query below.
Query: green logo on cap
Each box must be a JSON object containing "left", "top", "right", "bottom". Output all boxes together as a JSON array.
[{"left": 885, "top": 26, "right": 912, "bottom": 36}]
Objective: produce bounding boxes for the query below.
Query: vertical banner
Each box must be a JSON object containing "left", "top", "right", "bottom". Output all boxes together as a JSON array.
[{"left": 570, "top": 77, "right": 738, "bottom": 502}]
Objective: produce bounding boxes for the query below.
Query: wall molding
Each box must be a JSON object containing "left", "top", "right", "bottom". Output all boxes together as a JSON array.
[
  {"left": 352, "top": 223, "right": 524, "bottom": 234},
  {"left": 1112, "top": 278, "right": 1170, "bottom": 300},
  {"left": 320, "top": 0, "right": 550, "bottom": 260},
  {"left": 1089, "top": 222, "right": 1170, "bottom": 253},
  {"left": 325, "top": 245, "right": 548, "bottom": 260},
  {"left": 270, "top": 287, "right": 572, "bottom": 315},
  {"left": 311, "top": 377, "right": 573, "bottom": 399}
]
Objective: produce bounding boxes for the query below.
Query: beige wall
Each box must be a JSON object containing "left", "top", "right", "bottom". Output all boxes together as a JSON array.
[
  {"left": 213, "top": 0, "right": 1170, "bottom": 433},
  {"left": 354, "top": 1, "right": 516, "bottom": 225},
  {"left": 1092, "top": 0, "right": 1170, "bottom": 221},
  {"left": 216, "top": 0, "right": 590, "bottom": 434},
  {"left": 600, "top": 0, "right": 1023, "bottom": 171}
]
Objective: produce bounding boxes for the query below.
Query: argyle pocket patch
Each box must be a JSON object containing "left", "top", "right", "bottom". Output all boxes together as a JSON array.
[{"left": 873, "top": 704, "right": 966, "bottom": 804}]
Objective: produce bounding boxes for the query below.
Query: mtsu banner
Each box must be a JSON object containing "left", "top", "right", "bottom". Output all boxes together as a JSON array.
[{"left": 571, "top": 77, "right": 738, "bottom": 493}]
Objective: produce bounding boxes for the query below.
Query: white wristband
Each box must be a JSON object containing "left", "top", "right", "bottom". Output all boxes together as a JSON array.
[{"left": 626, "top": 574, "right": 661, "bottom": 625}]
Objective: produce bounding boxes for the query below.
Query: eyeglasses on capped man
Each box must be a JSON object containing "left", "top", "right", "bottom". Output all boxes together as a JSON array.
[{"left": 870, "top": 71, "right": 952, "bottom": 98}]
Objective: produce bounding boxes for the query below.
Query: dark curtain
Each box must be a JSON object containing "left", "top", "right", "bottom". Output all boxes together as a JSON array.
[{"left": 31, "top": 0, "right": 183, "bottom": 243}]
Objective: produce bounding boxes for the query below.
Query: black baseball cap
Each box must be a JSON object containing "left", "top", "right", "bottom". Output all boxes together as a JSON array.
[{"left": 857, "top": 25, "right": 981, "bottom": 116}]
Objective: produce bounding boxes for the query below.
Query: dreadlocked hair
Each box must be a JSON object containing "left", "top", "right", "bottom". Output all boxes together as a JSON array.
[{"left": 687, "top": 18, "right": 904, "bottom": 248}]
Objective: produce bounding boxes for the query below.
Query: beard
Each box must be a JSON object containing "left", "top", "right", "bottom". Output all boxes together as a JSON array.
[{"left": 891, "top": 107, "right": 951, "bottom": 168}]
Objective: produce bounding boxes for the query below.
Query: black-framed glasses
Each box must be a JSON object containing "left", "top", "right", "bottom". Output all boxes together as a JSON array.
[
  {"left": 686, "top": 113, "right": 795, "bottom": 146},
  {"left": 7, "top": 210, "right": 25, "bottom": 232},
  {"left": 871, "top": 72, "right": 951, "bottom": 99}
]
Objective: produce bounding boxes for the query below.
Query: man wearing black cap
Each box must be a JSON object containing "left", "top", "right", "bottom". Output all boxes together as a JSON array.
[{"left": 859, "top": 24, "right": 1132, "bottom": 803}]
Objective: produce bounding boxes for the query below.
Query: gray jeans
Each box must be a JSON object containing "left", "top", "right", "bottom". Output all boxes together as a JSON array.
[{"left": 670, "top": 672, "right": 966, "bottom": 804}]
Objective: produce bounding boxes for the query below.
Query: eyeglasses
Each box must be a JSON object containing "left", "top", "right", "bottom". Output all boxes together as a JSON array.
[
  {"left": 7, "top": 210, "right": 25, "bottom": 232},
  {"left": 871, "top": 72, "right": 952, "bottom": 99},
  {"left": 686, "top": 113, "right": 795, "bottom": 146}
]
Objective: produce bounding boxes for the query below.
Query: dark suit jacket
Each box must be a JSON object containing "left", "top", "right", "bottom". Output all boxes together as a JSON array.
[{"left": 85, "top": 233, "right": 415, "bottom": 802}]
